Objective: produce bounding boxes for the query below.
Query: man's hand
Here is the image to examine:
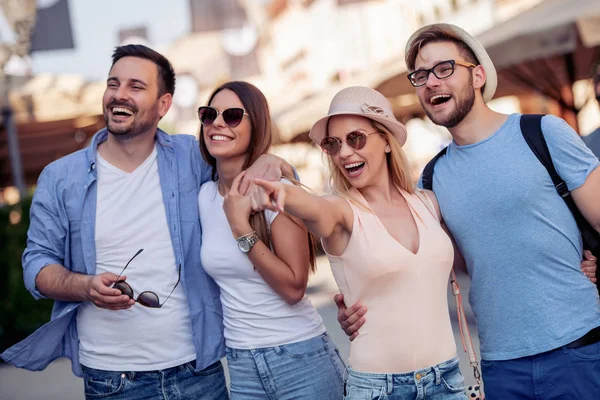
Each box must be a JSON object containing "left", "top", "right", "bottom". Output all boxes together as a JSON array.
[
  {"left": 86, "top": 273, "right": 135, "bottom": 310},
  {"left": 334, "top": 294, "right": 367, "bottom": 342},
  {"left": 238, "top": 154, "right": 292, "bottom": 195},
  {"left": 582, "top": 250, "right": 597, "bottom": 283}
]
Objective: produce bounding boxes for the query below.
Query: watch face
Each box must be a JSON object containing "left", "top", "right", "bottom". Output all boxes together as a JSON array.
[{"left": 238, "top": 238, "right": 250, "bottom": 252}]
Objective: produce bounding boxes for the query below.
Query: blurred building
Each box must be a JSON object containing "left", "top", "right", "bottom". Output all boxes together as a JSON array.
[{"left": 1, "top": 0, "right": 599, "bottom": 193}]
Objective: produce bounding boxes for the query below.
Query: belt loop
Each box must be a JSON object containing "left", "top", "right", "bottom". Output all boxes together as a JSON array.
[
  {"left": 433, "top": 365, "right": 441, "bottom": 385},
  {"left": 228, "top": 348, "right": 238, "bottom": 362},
  {"left": 127, "top": 371, "right": 136, "bottom": 382},
  {"left": 387, "top": 373, "right": 393, "bottom": 394}
]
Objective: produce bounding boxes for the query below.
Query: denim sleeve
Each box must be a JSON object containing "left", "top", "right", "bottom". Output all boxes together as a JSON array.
[
  {"left": 22, "top": 167, "right": 66, "bottom": 300},
  {"left": 191, "top": 138, "right": 214, "bottom": 186},
  {"left": 542, "top": 115, "right": 600, "bottom": 191}
]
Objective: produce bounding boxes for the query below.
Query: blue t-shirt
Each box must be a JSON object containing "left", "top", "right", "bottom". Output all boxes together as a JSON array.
[
  {"left": 423, "top": 113, "right": 600, "bottom": 360},
  {"left": 583, "top": 127, "right": 600, "bottom": 159}
]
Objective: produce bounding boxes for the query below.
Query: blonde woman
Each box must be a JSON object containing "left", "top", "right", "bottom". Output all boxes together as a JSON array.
[{"left": 252, "top": 86, "right": 467, "bottom": 399}]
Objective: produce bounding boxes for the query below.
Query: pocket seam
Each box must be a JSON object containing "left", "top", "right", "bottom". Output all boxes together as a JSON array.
[{"left": 83, "top": 375, "right": 125, "bottom": 398}]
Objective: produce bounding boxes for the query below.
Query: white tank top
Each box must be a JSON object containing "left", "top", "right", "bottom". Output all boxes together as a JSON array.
[{"left": 199, "top": 180, "right": 325, "bottom": 349}]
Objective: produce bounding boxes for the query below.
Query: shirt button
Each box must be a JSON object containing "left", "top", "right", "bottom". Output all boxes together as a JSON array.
[{"left": 415, "top": 373, "right": 422, "bottom": 380}]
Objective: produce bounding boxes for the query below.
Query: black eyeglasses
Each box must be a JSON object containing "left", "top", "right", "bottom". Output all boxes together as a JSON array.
[
  {"left": 320, "top": 130, "right": 381, "bottom": 156},
  {"left": 112, "top": 249, "right": 181, "bottom": 308},
  {"left": 407, "top": 60, "right": 477, "bottom": 87},
  {"left": 198, "top": 106, "right": 248, "bottom": 127}
]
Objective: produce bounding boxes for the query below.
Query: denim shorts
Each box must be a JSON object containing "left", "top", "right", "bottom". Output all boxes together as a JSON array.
[
  {"left": 344, "top": 357, "right": 466, "bottom": 400},
  {"left": 226, "top": 332, "right": 346, "bottom": 399},
  {"left": 81, "top": 360, "right": 228, "bottom": 400}
]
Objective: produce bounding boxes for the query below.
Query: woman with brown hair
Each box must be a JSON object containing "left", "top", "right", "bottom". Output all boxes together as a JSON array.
[
  {"left": 252, "top": 86, "right": 468, "bottom": 399},
  {"left": 197, "top": 81, "right": 345, "bottom": 399}
]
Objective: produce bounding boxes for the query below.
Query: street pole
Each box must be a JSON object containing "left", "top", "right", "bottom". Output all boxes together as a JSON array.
[
  {"left": 0, "top": 0, "right": 37, "bottom": 198},
  {"left": 2, "top": 74, "right": 26, "bottom": 195}
]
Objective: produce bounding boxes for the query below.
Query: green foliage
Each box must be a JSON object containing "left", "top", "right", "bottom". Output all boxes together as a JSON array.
[{"left": 0, "top": 197, "right": 53, "bottom": 353}]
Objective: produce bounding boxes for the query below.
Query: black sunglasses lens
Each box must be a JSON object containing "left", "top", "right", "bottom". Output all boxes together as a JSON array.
[
  {"left": 114, "top": 281, "right": 134, "bottom": 298},
  {"left": 137, "top": 291, "right": 160, "bottom": 308},
  {"left": 222, "top": 108, "right": 244, "bottom": 127},
  {"left": 199, "top": 107, "right": 217, "bottom": 125}
]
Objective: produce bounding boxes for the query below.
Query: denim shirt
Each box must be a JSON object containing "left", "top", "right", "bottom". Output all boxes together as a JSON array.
[{"left": 0, "top": 128, "right": 225, "bottom": 376}]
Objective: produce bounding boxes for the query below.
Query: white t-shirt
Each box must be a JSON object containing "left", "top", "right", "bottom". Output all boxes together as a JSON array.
[
  {"left": 199, "top": 180, "right": 324, "bottom": 349},
  {"left": 77, "top": 147, "right": 196, "bottom": 371}
]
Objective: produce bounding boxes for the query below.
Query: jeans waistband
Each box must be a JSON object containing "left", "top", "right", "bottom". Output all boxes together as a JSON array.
[
  {"left": 346, "top": 356, "right": 460, "bottom": 385},
  {"left": 565, "top": 326, "right": 600, "bottom": 349},
  {"left": 80, "top": 358, "right": 213, "bottom": 380}
]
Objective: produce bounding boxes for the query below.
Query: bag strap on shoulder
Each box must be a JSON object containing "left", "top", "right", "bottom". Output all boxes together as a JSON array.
[
  {"left": 422, "top": 146, "right": 448, "bottom": 191},
  {"left": 519, "top": 115, "right": 569, "bottom": 197},
  {"left": 519, "top": 114, "right": 600, "bottom": 257}
]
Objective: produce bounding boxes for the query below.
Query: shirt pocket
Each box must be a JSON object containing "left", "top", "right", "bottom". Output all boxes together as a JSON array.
[{"left": 178, "top": 175, "right": 200, "bottom": 222}]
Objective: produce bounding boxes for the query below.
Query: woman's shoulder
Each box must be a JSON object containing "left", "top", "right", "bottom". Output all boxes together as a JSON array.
[{"left": 199, "top": 180, "right": 218, "bottom": 200}]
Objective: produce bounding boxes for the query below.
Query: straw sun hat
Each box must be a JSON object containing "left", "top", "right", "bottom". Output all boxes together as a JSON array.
[{"left": 309, "top": 86, "right": 407, "bottom": 147}]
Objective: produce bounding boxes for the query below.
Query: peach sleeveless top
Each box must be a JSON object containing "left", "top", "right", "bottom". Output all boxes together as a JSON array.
[{"left": 327, "top": 188, "right": 457, "bottom": 373}]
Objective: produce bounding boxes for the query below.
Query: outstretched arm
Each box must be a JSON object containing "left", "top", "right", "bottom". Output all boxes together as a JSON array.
[{"left": 252, "top": 179, "right": 351, "bottom": 239}]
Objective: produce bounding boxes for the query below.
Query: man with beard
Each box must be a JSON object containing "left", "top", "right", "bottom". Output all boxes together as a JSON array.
[
  {"left": 336, "top": 24, "right": 600, "bottom": 399},
  {"left": 1, "top": 44, "right": 290, "bottom": 400},
  {"left": 583, "top": 64, "right": 600, "bottom": 158}
]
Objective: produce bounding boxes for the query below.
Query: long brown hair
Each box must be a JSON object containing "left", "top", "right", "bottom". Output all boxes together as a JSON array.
[{"left": 199, "top": 81, "right": 318, "bottom": 272}]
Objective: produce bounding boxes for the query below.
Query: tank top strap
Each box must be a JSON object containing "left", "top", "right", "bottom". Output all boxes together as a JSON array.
[{"left": 412, "top": 189, "right": 440, "bottom": 222}]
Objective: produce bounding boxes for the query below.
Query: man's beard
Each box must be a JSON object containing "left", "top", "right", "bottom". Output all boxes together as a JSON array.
[
  {"left": 423, "top": 75, "right": 476, "bottom": 128},
  {"left": 104, "top": 103, "right": 159, "bottom": 140}
]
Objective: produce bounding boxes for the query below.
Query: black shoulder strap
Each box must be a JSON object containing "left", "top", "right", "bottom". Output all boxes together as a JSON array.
[
  {"left": 421, "top": 146, "right": 448, "bottom": 191},
  {"left": 520, "top": 114, "right": 600, "bottom": 257},
  {"left": 520, "top": 115, "right": 569, "bottom": 197}
]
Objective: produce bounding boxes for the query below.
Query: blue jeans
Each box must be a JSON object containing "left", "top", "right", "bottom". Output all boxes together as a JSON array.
[
  {"left": 226, "top": 332, "right": 345, "bottom": 399},
  {"left": 481, "top": 340, "right": 600, "bottom": 399},
  {"left": 344, "top": 357, "right": 466, "bottom": 400},
  {"left": 81, "top": 360, "right": 228, "bottom": 400}
]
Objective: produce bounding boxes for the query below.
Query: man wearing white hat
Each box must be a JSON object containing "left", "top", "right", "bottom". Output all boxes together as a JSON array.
[
  {"left": 407, "top": 23, "right": 600, "bottom": 399},
  {"left": 338, "top": 23, "right": 600, "bottom": 399}
]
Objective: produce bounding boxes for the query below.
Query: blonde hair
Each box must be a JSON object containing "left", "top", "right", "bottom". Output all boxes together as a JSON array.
[{"left": 327, "top": 119, "right": 413, "bottom": 201}]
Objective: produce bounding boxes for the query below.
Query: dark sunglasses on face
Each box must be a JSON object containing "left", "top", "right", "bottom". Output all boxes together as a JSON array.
[
  {"left": 320, "top": 130, "right": 381, "bottom": 156},
  {"left": 112, "top": 249, "right": 181, "bottom": 308},
  {"left": 407, "top": 59, "right": 477, "bottom": 87},
  {"left": 197, "top": 106, "right": 248, "bottom": 127}
]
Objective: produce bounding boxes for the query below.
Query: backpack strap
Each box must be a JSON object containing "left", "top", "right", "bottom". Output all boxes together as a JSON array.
[
  {"left": 519, "top": 115, "right": 569, "bottom": 197},
  {"left": 519, "top": 114, "right": 600, "bottom": 257},
  {"left": 421, "top": 146, "right": 448, "bottom": 191}
]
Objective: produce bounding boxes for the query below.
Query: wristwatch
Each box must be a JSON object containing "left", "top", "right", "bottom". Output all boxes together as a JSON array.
[{"left": 236, "top": 231, "right": 260, "bottom": 253}]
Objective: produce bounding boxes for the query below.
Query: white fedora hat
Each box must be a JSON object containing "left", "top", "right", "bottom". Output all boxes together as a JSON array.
[{"left": 309, "top": 86, "right": 407, "bottom": 147}]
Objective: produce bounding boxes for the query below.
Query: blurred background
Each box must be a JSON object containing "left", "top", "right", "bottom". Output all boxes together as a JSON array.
[{"left": 0, "top": 0, "right": 599, "bottom": 398}]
